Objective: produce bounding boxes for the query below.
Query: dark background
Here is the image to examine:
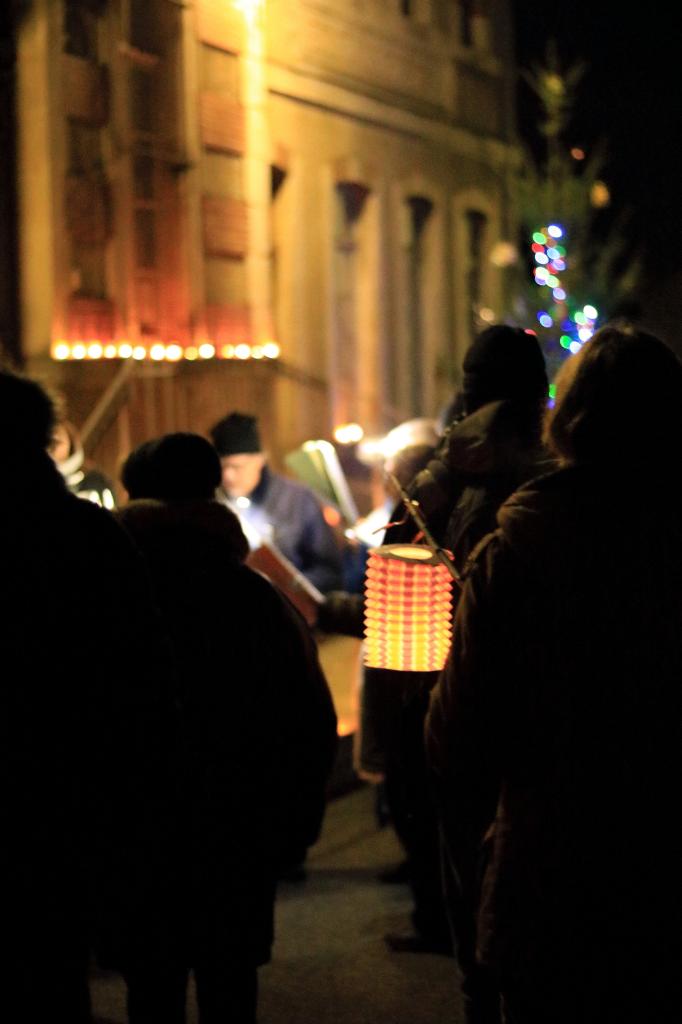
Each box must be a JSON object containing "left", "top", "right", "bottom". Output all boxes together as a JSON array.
[{"left": 511, "top": 2, "right": 682, "bottom": 342}]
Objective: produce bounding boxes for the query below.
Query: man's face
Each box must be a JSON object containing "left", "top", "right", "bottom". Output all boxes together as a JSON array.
[{"left": 220, "top": 452, "right": 266, "bottom": 499}]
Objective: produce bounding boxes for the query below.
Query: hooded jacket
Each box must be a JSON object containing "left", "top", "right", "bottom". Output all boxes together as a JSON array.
[{"left": 400, "top": 398, "right": 550, "bottom": 571}]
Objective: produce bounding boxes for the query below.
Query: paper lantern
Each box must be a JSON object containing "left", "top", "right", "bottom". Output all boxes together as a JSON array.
[{"left": 363, "top": 544, "right": 454, "bottom": 672}]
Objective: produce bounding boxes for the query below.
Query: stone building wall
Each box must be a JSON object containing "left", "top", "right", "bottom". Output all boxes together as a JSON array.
[{"left": 15, "top": 0, "right": 519, "bottom": 482}]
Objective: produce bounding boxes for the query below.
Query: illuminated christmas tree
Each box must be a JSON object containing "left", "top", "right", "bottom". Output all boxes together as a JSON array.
[{"left": 506, "top": 45, "right": 639, "bottom": 381}]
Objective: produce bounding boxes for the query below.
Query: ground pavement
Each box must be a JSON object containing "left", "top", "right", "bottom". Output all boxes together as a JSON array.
[{"left": 91, "top": 783, "right": 464, "bottom": 1024}]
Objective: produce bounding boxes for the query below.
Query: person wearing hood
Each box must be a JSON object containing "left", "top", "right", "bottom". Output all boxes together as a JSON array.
[
  {"left": 426, "top": 324, "right": 682, "bottom": 1023},
  {"left": 377, "top": 326, "right": 550, "bottom": 1020},
  {"left": 116, "top": 432, "right": 338, "bottom": 1024},
  {"left": 313, "top": 328, "right": 550, "bottom": 984},
  {"left": 389, "top": 323, "right": 551, "bottom": 566}
]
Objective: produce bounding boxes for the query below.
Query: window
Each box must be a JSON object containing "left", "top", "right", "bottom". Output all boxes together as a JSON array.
[
  {"left": 130, "top": 0, "right": 160, "bottom": 55},
  {"left": 459, "top": 0, "right": 474, "bottom": 46},
  {"left": 67, "top": 123, "right": 103, "bottom": 176},
  {"left": 61, "top": 0, "right": 112, "bottom": 318},
  {"left": 269, "top": 165, "right": 288, "bottom": 344},
  {"left": 130, "top": 67, "right": 156, "bottom": 134},
  {"left": 63, "top": 0, "right": 100, "bottom": 59},
  {"left": 133, "top": 155, "right": 155, "bottom": 201},
  {"left": 333, "top": 182, "right": 370, "bottom": 423},
  {"left": 465, "top": 209, "right": 488, "bottom": 342},
  {"left": 134, "top": 209, "right": 157, "bottom": 269},
  {"left": 66, "top": 106, "right": 107, "bottom": 301},
  {"left": 433, "top": 0, "right": 452, "bottom": 32},
  {"left": 405, "top": 196, "right": 433, "bottom": 413},
  {"left": 124, "top": 0, "right": 183, "bottom": 339},
  {"left": 132, "top": 154, "right": 159, "bottom": 333}
]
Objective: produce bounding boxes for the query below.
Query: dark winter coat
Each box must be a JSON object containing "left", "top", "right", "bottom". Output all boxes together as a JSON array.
[
  {"left": 425, "top": 464, "right": 682, "bottom": 1019},
  {"left": 367, "top": 400, "right": 550, "bottom": 955},
  {"left": 393, "top": 398, "right": 551, "bottom": 570},
  {"left": 1, "top": 452, "right": 181, "bottom": 971},
  {"left": 116, "top": 498, "right": 338, "bottom": 966}
]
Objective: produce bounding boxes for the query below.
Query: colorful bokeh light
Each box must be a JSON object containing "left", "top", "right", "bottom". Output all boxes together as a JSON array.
[{"left": 528, "top": 224, "right": 599, "bottom": 358}]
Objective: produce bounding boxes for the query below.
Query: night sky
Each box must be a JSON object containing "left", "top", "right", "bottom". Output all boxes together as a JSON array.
[{"left": 512, "top": 3, "right": 682, "bottom": 291}]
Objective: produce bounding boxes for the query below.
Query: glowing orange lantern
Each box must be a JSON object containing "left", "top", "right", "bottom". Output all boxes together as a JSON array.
[{"left": 363, "top": 544, "right": 454, "bottom": 671}]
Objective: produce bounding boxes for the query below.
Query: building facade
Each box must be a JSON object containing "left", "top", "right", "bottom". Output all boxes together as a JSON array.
[{"left": 12, "top": 0, "right": 519, "bottom": 487}]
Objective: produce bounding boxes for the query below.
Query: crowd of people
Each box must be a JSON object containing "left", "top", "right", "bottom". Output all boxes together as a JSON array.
[
  {"left": 2, "top": 319, "right": 682, "bottom": 1024},
  {"left": 2, "top": 378, "right": 338, "bottom": 1024}
]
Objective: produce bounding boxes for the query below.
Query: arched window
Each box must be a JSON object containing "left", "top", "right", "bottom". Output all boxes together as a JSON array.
[
  {"left": 405, "top": 196, "right": 433, "bottom": 413},
  {"left": 459, "top": 0, "right": 475, "bottom": 46},
  {"left": 269, "top": 164, "right": 288, "bottom": 345},
  {"left": 465, "top": 208, "right": 488, "bottom": 342},
  {"left": 333, "top": 182, "right": 371, "bottom": 423},
  {"left": 63, "top": 0, "right": 100, "bottom": 59}
]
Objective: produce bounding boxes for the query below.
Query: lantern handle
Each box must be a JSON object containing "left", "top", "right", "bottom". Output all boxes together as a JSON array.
[{"left": 386, "top": 472, "right": 463, "bottom": 588}]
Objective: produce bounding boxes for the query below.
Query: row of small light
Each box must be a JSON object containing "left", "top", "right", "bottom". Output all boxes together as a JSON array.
[
  {"left": 51, "top": 340, "right": 281, "bottom": 362},
  {"left": 531, "top": 223, "right": 598, "bottom": 355}
]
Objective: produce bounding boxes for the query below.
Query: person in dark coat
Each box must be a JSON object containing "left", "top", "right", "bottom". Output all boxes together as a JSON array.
[
  {"left": 377, "top": 326, "right": 551, "bottom": 984},
  {"left": 116, "top": 432, "right": 338, "bottom": 1024},
  {"left": 0, "top": 370, "right": 181, "bottom": 1024},
  {"left": 318, "top": 327, "right": 550, "bottom": 986},
  {"left": 210, "top": 412, "right": 343, "bottom": 594},
  {"left": 425, "top": 324, "right": 682, "bottom": 1023},
  {"left": 390, "top": 324, "right": 551, "bottom": 561}
]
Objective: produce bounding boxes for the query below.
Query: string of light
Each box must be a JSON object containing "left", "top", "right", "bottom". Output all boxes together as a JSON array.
[
  {"left": 530, "top": 222, "right": 599, "bottom": 357},
  {"left": 51, "top": 340, "right": 281, "bottom": 362}
]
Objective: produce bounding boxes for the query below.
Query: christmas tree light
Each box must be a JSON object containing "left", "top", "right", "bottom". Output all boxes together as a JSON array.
[
  {"left": 529, "top": 223, "right": 599, "bottom": 359},
  {"left": 503, "top": 45, "right": 639, "bottom": 380}
]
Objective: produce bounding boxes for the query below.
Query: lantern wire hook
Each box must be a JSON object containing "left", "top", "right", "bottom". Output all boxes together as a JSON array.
[{"left": 385, "top": 472, "right": 463, "bottom": 588}]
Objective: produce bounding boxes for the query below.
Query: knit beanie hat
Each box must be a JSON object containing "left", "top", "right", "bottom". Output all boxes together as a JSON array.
[
  {"left": 462, "top": 325, "right": 549, "bottom": 413},
  {"left": 121, "top": 432, "right": 221, "bottom": 501},
  {"left": 210, "top": 412, "right": 262, "bottom": 456}
]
